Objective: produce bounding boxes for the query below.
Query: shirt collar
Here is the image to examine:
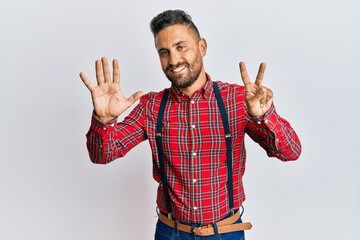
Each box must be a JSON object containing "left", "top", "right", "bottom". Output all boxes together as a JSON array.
[{"left": 169, "top": 73, "right": 213, "bottom": 102}]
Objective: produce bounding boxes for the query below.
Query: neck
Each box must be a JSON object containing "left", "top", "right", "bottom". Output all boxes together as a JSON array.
[{"left": 179, "top": 71, "right": 207, "bottom": 98}]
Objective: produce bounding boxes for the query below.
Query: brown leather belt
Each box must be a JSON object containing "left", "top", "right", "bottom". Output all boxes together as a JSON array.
[{"left": 159, "top": 211, "right": 252, "bottom": 236}]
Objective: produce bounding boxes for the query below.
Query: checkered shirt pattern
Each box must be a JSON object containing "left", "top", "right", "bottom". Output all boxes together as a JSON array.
[{"left": 86, "top": 75, "right": 302, "bottom": 225}]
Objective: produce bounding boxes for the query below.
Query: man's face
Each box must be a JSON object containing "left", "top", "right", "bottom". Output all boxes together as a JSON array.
[{"left": 155, "top": 24, "right": 207, "bottom": 89}]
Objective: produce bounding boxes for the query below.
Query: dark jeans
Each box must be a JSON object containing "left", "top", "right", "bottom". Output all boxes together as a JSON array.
[{"left": 154, "top": 215, "right": 245, "bottom": 240}]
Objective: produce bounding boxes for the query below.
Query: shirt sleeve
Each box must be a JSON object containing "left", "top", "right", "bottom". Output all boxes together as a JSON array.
[
  {"left": 85, "top": 97, "right": 148, "bottom": 164},
  {"left": 245, "top": 104, "right": 302, "bottom": 161}
]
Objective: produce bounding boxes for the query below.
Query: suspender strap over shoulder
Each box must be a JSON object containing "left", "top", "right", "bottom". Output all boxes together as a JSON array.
[
  {"left": 213, "top": 82, "right": 235, "bottom": 213},
  {"left": 155, "top": 88, "right": 172, "bottom": 216},
  {"left": 155, "top": 82, "right": 234, "bottom": 216}
]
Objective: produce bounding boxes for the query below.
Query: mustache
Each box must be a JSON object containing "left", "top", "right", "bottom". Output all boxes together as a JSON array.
[{"left": 166, "top": 62, "right": 189, "bottom": 72}]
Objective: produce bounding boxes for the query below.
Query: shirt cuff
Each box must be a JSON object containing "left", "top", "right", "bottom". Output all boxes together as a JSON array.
[
  {"left": 248, "top": 104, "right": 276, "bottom": 126},
  {"left": 248, "top": 104, "right": 281, "bottom": 147},
  {"left": 90, "top": 112, "right": 118, "bottom": 132}
]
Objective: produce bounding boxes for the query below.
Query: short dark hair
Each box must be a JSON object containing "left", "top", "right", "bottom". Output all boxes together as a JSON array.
[{"left": 150, "top": 10, "right": 200, "bottom": 39}]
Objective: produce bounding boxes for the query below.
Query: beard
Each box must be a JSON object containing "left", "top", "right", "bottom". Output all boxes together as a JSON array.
[{"left": 163, "top": 52, "right": 203, "bottom": 89}]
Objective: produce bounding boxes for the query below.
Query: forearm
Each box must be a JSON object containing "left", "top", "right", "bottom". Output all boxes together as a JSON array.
[
  {"left": 246, "top": 105, "right": 302, "bottom": 161},
  {"left": 85, "top": 94, "right": 148, "bottom": 164},
  {"left": 86, "top": 114, "right": 124, "bottom": 164}
]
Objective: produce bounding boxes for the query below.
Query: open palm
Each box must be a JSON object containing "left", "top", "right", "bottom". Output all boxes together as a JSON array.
[{"left": 80, "top": 57, "right": 144, "bottom": 123}]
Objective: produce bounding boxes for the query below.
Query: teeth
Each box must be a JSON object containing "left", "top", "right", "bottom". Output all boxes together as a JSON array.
[{"left": 172, "top": 65, "right": 186, "bottom": 73}]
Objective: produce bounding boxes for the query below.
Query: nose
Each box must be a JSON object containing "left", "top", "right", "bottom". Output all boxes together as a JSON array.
[{"left": 168, "top": 51, "right": 180, "bottom": 66}]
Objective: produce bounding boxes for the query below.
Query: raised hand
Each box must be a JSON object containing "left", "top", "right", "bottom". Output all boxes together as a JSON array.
[
  {"left": 80, "top": 57, "right": 144, "bottom": 123},
  {"left": 239, "top": 62, "right": 273, "bottom": 117}
]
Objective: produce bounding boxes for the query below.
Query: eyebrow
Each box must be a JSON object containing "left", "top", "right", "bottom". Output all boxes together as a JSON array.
[
  {"left": 157, "top": 41, "right": 188, "bottom": 53},
  {"left": 173, "top": 41, "right": 188, "bottom": 47}
]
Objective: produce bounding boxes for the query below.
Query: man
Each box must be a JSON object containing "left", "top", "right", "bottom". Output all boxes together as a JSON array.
[{"left": 79, "top": 9, "right": 301, "bottom": 240}]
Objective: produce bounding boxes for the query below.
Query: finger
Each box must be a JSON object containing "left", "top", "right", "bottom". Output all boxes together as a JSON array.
[
  {"left": 95, "top": 59, "right": 104, "bottom": 85},
  {"left": 265, "top": 88, "right": 273, "bottom": 102},
  {"left": 79, "top": 72, "right": 95, "bottom": 91},
  {"left": 255, "top": 62, "right": 266, "bottom": 86},
  {"left": 127, "top": 91, "right": 144, "bottom": 106},
  {"left": 250, "top": 87, "right": 265, "bottom": 106},
  {"left": 259, "top": 97, "right": 265, "bottom": 108},
  {"left": 101, "top": 57, "right": 111, "bottom": 83},
  {"left": 258, "top": 87, "right": 267, "bottom": 108},
  {"left": 113, "top": 59, "right": 120, "bottom": 83},
  {"left": 239, "top": 61, "right": 251, "bottom": 85},
  {"left": 260, "top": 88, "right": 273, "bottom": 108}
]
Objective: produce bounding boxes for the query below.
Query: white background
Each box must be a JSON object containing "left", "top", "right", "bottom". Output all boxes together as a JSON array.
[{"left": 0, "top": 0, "right": 359, "bottom": 239}]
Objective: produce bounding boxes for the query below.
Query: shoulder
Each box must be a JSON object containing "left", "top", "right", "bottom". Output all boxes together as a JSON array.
[
  {"left": 214, "top": 80, "right": 244, "bottom": 95},
  {"left": 139, "top": 88, "right": 170, "bottom": 107},
  {"left": 212, "top": 80, "right": 246, "bottom": 110}
]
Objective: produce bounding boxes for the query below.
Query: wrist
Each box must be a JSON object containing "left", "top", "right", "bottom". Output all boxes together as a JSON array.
[{"left": 94, "top": 114, "right": 116, "bottom": 123}]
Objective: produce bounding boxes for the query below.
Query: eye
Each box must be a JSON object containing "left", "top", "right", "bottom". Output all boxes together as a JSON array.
[
  {"left": 177, "top": 44, "right": 187, "bottom": 51},
  {"left": 159, "top": 50, "right": 169, "bottom": 57}
]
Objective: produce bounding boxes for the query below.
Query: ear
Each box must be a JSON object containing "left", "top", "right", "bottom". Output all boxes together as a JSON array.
[{"left": 198, "top": 38, "right": 207, "bottom": 57}]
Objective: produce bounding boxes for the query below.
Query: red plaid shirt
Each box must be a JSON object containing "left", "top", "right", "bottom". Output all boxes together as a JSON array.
[{"left": 86, "top": 75, "right": 301, "bottom": 224}]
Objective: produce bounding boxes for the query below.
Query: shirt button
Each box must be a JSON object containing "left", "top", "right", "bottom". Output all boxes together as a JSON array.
[
  {"left": 257, "top": 121, "right": 261, "bottom": 125},
  {"left": 276, "top": 139, "right": 280, "bottom": 142},
  {"left": 110, "top": 123, "right": 115, "bottom": 127},
  {"left": 191, "top": 124, "right": 196, "bottom": 129},
  {"left": 190, "top": 100, "right": 195, "bottom": 104},
  {"left": 103, "top": 127, "right": 107, "bottom": 130},
  {"left": 264, "top": 119, "right": 269, "bottom": 124},
  {"left": 192, "top": 152, "right": 197, "bottom": 156},
  {"left": 192, "top": 179, "right": 197, "bottom": 183},
  {"left": 193, "top": 206, "right": 198, "bottom": 211}
]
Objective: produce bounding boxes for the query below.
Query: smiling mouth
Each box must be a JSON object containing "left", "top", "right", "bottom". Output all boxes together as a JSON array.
[{"left": 171, "top": 65, "right": 186, "bottom": 73}]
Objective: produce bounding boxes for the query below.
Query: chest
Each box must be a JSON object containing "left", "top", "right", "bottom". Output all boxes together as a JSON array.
[{"left": 146, "top": 95, "right": 246, "bottom": 160}]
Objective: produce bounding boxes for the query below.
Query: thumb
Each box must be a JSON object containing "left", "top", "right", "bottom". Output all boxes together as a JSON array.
[{"left": 127, "top": 91, "right": 144, "bottom": 105}]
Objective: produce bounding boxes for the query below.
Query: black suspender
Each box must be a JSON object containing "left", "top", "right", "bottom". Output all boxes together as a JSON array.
[
  {"left": 155, "top": 88, "right": 172, "bottom": 215},
  {"left": 213, "top": 82, "right": 235, "bottom": 214},
  {"left": 155, "top": 82, "right": 234, "bottom": 218}
]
